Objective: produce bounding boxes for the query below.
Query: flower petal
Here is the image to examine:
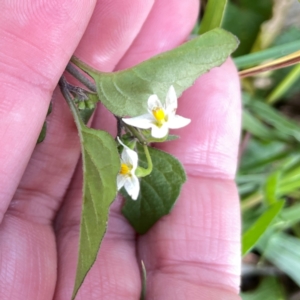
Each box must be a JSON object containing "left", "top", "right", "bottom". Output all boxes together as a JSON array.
[
  {"left": 167, "top": 114, "right": 191, "bottom": 129},
  {"left": 165, "top": 85, "right": 177, "bottom": 115},
  {"left": 122, "top": 114, "right": 154, "bottom": 129},
  {"left": 117, "top": 136, "right": 129, "bottom": 150},
  {"left": 117, "top": 137, "right": 138, "bottom": 167},
  {"left": 117, "top": 174, "right": 127, "bottom": 190},
  {"left": 121, "top": 148, "right": 138, "bottom": 168},
  {"left": 147, "top": 94, "right": 162, "bottom": 110},
  {"left": 124, "top": 175, "right": 140, "bottom": 200},
  {"left": 151, "top": 123, "right": 169, "bottom": 138}
]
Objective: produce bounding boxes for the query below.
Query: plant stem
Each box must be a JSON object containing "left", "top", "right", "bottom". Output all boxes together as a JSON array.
[
  {"left": 143, "top": 144, "right": 153, "bottom": 175},
  {"left": 136, "top": 145, "right": 153, "bottom": 178},
  {"left": 140, "top": 261, "right": 147, "bottom": 300},
  {"left": 115, "top": 116, "right": 122, "bottom": 137},
  {"left": 126, "top": 125, "right": 147, "bottom": 144},
  {"left": 66, "top": 62, "right": 97, "bottom": 93},
  {"left": 58, "top": 76, "right": 84, "bottom": 133}
]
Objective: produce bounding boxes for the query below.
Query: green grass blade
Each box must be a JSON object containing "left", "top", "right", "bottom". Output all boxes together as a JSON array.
[
  {"left": 244, "top": 95, "right": 300, "bottom": 142},
  {"left": 267, "top": 64, "right": 300, "bottom": 104},
  {"left": 258, "top": 232, "right": 300, "bottom": 286},
  {"left": 242, "top": 200, "right": 284, "bottom": 256},
  {"left": 234, "top": 40, "right": 300, "bottom": 69},
  {"left": 280, "top": 203, "right": 300, "bottom": 229},
  {"left": 199, "top": 0, "right": 227, "bottom": 34},
  {"left": 263, "top": 171, "right": 281, "bottom": 205},
  {"left": 242, "top": 110, "right": 275, "bottom": 140}
]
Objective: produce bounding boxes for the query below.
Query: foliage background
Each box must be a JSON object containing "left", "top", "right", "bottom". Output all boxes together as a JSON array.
[
  {"left": 65, "top": 1, "right": 300, "bottom": 298},
  {"left": 200, "top": 0, "right": 300, "bottom": 299}
]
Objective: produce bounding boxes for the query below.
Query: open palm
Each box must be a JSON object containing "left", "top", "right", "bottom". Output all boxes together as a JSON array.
[{"left": 0, "top": 1, "right": 241, "bottom": 299}]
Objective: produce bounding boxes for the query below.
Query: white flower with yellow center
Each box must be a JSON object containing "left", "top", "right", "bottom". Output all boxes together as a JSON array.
[
  {"left": 117, "top": 137, "right": 140, "bottom": 200},
  {"left": 122, "top": 85, "right": 191, "bottom": 139}
]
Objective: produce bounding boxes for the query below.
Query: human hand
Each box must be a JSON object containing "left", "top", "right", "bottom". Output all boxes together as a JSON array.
[{"left": 0, "top": 1, "right": 241, "bottom": 299}]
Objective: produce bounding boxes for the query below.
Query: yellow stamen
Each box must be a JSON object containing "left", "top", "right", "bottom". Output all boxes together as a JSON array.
[
  {"left": 152, "top": 108, "right": 165, "bottom": 122},
  {"left": 120, "top": 163, "right": 131, "bottom": 175}
]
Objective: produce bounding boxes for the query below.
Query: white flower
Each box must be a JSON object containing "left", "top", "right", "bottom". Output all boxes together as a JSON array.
[
  {"left": 122, "top": 85, "right": 191, "bottom": 139},
  {"left": 117, "top": 137, "right": 140, "bottom": 200}
]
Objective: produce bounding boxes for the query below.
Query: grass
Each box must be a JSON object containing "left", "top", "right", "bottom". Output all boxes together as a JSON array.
[{"left": 201, "top": 0, "right": 300, "bottom": 298}]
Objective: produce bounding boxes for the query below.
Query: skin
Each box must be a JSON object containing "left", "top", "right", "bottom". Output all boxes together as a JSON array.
[{"left": 0, "top": 0, "right": 241, "bottom": 299}]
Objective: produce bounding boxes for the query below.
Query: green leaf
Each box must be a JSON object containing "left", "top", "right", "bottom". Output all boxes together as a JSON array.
[
  {"left": 278, "top": 175, "right": 300, "bottom": 196},
  {"left": 280, "top": 203, "right": 300, "bottom": 229},
  {"left": 242, "top": 200, "right": 284, "bottom": 256},
  {"left": 223, "top": 0, "right": 272, "bottom": 57},
  {"left": 72, "top": 127, "right": 120, "bottom": 299},
  {"left": 60, "top": 80, "right": 120, "bottom": 299},
  {"left": 238, "top": 182, "right": 259, "bottom": 197},
  {"left": 257, "top": 232, "right": 300, "bottom": 286},
  {"left": 72, "top": 28, "right": 238, "bottom": 117},
  {"left": 239, "top": 138, "right": 286, "bottom": 173},
  {"left": 199, "top": 0, "right": 227, "bottom": 34},
  {"left": 242, "top": 110, "right": 276, "bottom": 140},
  {"left": 122, "top": 144, "right": 186, "bottom": 234},
  {"left": 242, "top": 93, "right": 300, "bottom": 143},
  {"left": 278, "top": 155, "right": 300, "bottom": 196},
  {"left": 77, "top": 93, "right": 98, "bottom": 124},
  {"left": 37, "top": 122, "right": 47, "bottom": 143},
  {"left": 241, "top": 276, "right": 285, "bottom": 300},
  {"left": 263, "top": 171, "right": 281, "bottom": 205},
  {"left": 245, "top": 98, "right": 300, "bottom": 142}
]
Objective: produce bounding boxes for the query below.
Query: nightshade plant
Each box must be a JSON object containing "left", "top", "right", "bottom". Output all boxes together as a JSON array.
[{"left": 57, "top": 28, "right": 238, "bottom": 299}]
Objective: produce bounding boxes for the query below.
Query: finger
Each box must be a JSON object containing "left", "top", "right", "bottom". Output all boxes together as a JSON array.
[
  {"left": 8, "top": 0, "right": 155, "bottom": 226},
  {"left": 53, "top": 1, "right": 156, "bottom": 299},
  {"left": 0, "top": 0, "right": 154, "bottom": 299},
  {"left": 54, "top": 0, "right": 199, "bottom": 299},
  {"left": 138, "top": 59, "right": 242, "bottom": 299},
  {"left": 116, "top": 0, "right": 200, "bottom": 69},
  {"left": 74, "top": 0, "right": 155, "bottom": 71},
  {"left": 0, "top": 0, "right": 96, "bottom": 219},
  {"left": 0, "top": 1, "right": 97, "bottom": 299}
]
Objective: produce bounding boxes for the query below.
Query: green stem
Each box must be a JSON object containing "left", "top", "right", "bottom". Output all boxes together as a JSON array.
[
  {"left": 126, "top": 125, "right": 147, "bottom": 144},
  {"left": 71, "top": 56, "right": 101, "bottom": 77},
  {"left": 59, "top": 76, "right": 85, "bottom": 133},
  {"left": 140, "top": 261, "right": 147, "bottom": 300},
  {"left": 136, "top": 145, "right": 153, "bottom": 177},
  {"left": 66, "top": 62, "right": 97, "bottom": 93}
]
